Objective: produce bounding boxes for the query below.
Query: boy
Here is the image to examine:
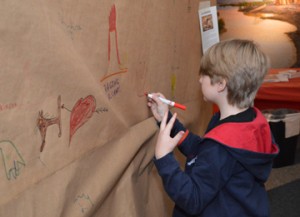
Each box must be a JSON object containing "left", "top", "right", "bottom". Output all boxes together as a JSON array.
[{"left": 147, "top": 39, "right": 279, "bottom": 217}]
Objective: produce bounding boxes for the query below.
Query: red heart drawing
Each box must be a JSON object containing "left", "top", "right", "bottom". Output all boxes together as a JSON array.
[{"left": 69, "top": 95, "right": 96, "bottom": 145}]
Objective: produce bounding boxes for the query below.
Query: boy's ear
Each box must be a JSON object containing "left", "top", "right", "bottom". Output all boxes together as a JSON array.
[{"left": 217, "top": 79, "right": 227, "bottom": 92}]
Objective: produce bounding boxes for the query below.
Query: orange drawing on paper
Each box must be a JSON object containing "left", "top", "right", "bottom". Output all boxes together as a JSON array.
[
  {"left": 136, "top": 61, "right": 150, "bottom": 98},
  {"left": 100, "top": 4, "right": 128, "bottom": 82},
  {"left": 37, "top": 95, "right": 62, "bottom": 152}
]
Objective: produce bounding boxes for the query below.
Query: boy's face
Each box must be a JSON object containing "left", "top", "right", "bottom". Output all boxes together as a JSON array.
[{"left": 199, "top": 74, "right": 219, "bottom": 103}]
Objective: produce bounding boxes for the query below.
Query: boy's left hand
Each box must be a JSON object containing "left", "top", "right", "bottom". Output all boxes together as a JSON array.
[{"left": 155, "top": 112, "right": 184, "bottom": 159}]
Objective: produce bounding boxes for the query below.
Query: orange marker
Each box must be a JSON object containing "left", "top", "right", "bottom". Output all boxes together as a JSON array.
[{"left": 146, "top": 93, "right": 186, "bottom": 111}]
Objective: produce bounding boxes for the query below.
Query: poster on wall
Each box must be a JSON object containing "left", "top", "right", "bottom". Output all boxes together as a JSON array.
[
  {"left": 217, "top": 0, "right": 300, "bottom": 68},
  {"left": 198, "top": 6, "right": 220, "bottom": 54}
]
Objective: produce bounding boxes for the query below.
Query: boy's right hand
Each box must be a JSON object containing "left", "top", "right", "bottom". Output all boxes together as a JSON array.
[{"left": 147, "top": 92, "right": 169, "bottom": 122}]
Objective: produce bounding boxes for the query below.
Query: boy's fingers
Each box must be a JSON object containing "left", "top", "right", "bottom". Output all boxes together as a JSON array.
[
  {"left": 165, "top": 113, "right": 177, "bottom": 132},
  {"left": 157, "top": 92, "right": 165, "bottom": 99},
  {"left": 160, "top": 111, "right": 168, "bottom": 130},
  {"left": 152, "top": 94, "right": 163, "bottom": 106}
]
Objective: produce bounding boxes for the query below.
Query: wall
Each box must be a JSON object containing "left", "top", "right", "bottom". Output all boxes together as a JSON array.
[{"left": 0, "top": 0, "right": 212, "bottom": 216}]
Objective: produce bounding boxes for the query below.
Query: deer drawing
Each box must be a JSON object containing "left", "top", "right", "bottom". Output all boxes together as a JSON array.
[{"left": 37, "top": 95, "right": 62, "bottom": 152}]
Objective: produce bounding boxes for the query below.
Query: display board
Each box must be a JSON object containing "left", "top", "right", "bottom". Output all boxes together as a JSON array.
[{"left": 0, "top": 0, "right": 212, "bottom": 216}]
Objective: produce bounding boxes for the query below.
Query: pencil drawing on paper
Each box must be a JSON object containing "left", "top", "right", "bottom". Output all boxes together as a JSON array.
[
  {"left": 37, "top": 95, "right": 62, "bottom": 152},
  {"left": 58, "top": 12, "right": 82, "bottom": 40},
  {"left": 0, "top": 140, "right": 26, "bottom": 181},
  {"left": 74, "top": 193, "right": 94, "bottom": 214},
  {"left": 100, "top": 4, "right": 128, "bottom": 82}
]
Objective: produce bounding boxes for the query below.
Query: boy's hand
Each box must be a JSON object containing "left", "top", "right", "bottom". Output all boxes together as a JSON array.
[
  {"left": 155, "top": 112, "right": 184, "bottom": 159},
  {"left": 147, "top": 93, "right": 169, "bottom": 122}
]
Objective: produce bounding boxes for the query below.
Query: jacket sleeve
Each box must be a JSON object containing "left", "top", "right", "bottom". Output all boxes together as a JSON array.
[
  {"left": 159, "top": 112, "right": 204, "bottom": 157},
  {"left": 175, "top": 112, "right": 222, "bottom": 157},
  {"left": 154, "top": 141, "right": 236, "bottom": 215}
]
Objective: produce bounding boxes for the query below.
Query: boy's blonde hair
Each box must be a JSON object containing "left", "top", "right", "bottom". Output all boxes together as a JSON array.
[{"left": 200, "top": 39, "right": 269, "bottom": 109}]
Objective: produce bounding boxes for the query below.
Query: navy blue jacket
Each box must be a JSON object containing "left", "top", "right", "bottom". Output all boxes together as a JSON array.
[{"left": 154, "top": 107, "right": 279, "bottom": 217}]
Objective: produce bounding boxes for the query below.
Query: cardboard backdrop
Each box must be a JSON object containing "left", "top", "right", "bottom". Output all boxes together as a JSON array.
[{"left": 0, "top": 0, "right": 212, "bottom": 216}]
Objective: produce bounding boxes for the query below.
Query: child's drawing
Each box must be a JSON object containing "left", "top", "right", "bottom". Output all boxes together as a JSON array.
[
  {"left": 100, "top": 4, "right": 128, "bottom": 82},
  {"left": 0, "top": 140, "right": 26, "bottom": 181},
  {"left": 37, "top": 95, "right": 107, "bottom": 151},
  {"left": 74, "top": 193, "right": 94, "bottom": 214},
  {"left": 58, "top": 12, "right": 82, "bottom": 40},
  {"left": 37, "top": 95, "right": 62, "bottom": 152},
  {"left": 135, "top": 61, "right": 150, "bottom": 98},
  {"left": 68, "top": 95, "right": 96, "bottom": 145}
]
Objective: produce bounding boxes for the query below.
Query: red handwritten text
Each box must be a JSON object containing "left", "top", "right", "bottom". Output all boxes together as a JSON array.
[{"left": 0, "top": 103, "right": 17, "bottom": 112}]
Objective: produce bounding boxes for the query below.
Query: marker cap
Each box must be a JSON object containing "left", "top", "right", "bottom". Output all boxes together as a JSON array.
[{"left": 174, "top": 103, "right": 186, "bottom": 110}]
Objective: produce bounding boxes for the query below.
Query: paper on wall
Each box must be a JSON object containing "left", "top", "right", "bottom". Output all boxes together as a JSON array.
[{"left": 198, "top": 6, "right": 220, "bottom": 54}]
